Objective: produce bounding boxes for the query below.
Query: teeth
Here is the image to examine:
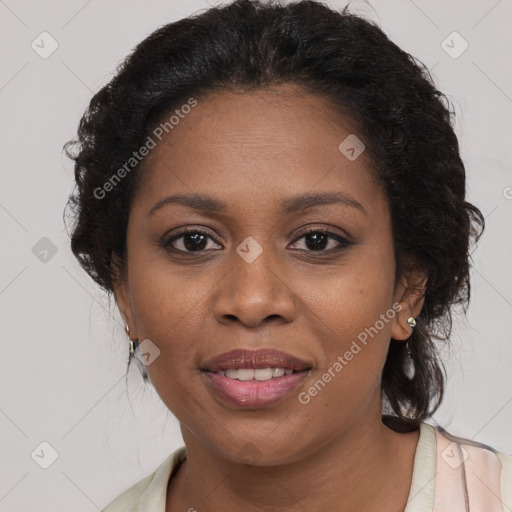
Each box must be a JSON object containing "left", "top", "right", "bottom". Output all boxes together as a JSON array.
[
  {"left": 272, "top": 367, "right": 285, "bottom": 377},
  {"left": 226, "top": 368, "right": 254, "bottom": 381},
  {"left": 254, "top": 368, "right": 273, "bottom": 381},
  {"left": 219, "top": 367, "right": 296, "bottom": 381}
]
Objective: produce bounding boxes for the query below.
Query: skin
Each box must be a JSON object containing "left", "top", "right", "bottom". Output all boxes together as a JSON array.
[{"left": 112, "top": 83, "right": 427, "bottom": 512}]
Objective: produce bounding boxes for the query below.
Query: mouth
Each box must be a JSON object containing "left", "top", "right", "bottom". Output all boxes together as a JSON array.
[{"left": 200, "top": 348, "right": 312, "bottom": 408}]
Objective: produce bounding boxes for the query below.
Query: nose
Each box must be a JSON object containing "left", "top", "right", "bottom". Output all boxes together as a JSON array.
[{"left": 212, "top": 246, "right": 298, "bottom": 329}]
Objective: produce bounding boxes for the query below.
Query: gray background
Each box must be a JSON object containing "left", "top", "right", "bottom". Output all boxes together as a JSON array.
[{"left": 0, "top": 0, "right": 511, "bottom": 510}]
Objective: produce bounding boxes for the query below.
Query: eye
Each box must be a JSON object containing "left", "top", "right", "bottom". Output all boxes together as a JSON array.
[
  {"left": 289, "top": 227, "right": 353, "bottom": 254},
  {"left": 164, "top": 228, "right": 221, "bottom": 253}
]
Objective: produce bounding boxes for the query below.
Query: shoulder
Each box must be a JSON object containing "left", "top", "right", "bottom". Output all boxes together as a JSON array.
[
  {"left": 102, "top": 446, "right": 187, "bottom": 512},
  {"left": 419, "top": 422, "right": 512, "bottom": 511}
]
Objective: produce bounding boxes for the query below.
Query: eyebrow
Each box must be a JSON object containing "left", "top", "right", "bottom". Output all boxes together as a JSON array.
[{"left": 148, "top": 191, "right": 368, "bottom": 217}]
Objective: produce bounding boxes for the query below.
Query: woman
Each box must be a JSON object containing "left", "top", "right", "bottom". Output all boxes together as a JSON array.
[{"left": 64, "top": 0, "right": 511, "bottom": 510}]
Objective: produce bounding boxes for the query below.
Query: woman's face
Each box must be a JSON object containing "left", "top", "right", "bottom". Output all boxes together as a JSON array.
[{"left": 114, "top": 84, "right": 423, "bottom": 464}]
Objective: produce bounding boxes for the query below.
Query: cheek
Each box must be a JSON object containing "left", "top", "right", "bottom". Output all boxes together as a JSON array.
[
  {"left": 309, "top": 253, "right": 395, "bottom": 333},
  {"left": 125, "top": 252, "right": 208, "bottom": 365},
  {"left": 127, "top": 232, "right": 206, "bottom": 314},
  {"left": 126, "top": 260, "right": 209, "bottom": 413},
  {"left": 296, "top": 278, "right": 396, "bottom": 430},
  {"left": 301, "top": 249, "right": 396, "bottom": 384}
]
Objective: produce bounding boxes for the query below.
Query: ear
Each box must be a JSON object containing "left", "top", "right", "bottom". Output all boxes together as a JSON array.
[
  {"left": 390, "top": 258, "right": 427, "bottom": 341},
  {"left": 111, "top": 252, "right": 138, "bottom": 339}
]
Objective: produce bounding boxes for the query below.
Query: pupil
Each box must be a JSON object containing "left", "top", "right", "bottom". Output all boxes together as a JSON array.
[
  {"left": 305, "top": 232, "right": 327, "bottom": 251},
  {"left": 184, "top": 233, "right": 207, "bottom": 251}
]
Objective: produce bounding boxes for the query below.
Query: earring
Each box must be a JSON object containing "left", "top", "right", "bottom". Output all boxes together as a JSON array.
[
  {"left": 126, "top": 324, "right": 148, "bottom": 381},
  {"left": 125, "top": 325, "right": 134, "bottom": 356},
  {"left": 403, "top": 317, "right": 416, "bottom": 380}
]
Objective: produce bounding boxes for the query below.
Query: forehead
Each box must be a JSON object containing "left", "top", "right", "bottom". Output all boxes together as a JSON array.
[{"left": 133, "top": 84, "right": 387, "bottom": 220}]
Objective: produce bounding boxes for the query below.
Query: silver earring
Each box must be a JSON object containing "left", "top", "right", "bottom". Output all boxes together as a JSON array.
[
  {"left": 403, "top": 340, "right": 415, "bottom": 380},
  {"left": 126, "top": 325, "right": 134, "bottom": 357},
  {"left": 403, "top": 317, "right": 416, "bottom": 380},
  {"left": 126, "top": 325, "right": 149, "bottom": 381}
]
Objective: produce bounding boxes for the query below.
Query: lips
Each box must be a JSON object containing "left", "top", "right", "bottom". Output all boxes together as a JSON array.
[
  {"left": 203, "top": 369, "right": 310, "bottom": 408},
  {"left": 200, "top": 348, "right": 312, "bottom": 373}
]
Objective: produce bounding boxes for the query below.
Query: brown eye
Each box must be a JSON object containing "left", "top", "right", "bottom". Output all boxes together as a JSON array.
[
  {"left": 165, "top": 229, "right": 222, "bottom": 253},
  {"left": 289, "top": 228, "right": 353, "bottom": 254}
]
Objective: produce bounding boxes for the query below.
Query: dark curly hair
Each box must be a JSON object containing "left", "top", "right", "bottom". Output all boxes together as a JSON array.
[{"left": 64, "top": 0, "right": 485, "bottom": 433}]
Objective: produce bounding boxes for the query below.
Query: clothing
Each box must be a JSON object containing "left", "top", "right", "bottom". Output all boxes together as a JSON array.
[{"left": 102, "top": 422, "right": 512, "bottom": 511}]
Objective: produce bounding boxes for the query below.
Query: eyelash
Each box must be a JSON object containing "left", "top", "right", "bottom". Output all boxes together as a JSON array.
[{"left": 163, "top": 226, "right": 354, "bottom": 256}]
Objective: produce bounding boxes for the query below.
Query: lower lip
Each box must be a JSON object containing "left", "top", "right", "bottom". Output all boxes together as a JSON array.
[{"left": 202, "top": 370, "right": 310, "bottom": 408}]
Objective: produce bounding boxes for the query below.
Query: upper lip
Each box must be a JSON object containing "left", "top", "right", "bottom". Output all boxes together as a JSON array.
[{"left": 200, "top": 348, "right": 312, "bottom": 372}]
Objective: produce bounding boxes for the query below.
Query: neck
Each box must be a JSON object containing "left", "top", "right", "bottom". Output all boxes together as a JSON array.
[{"left": 166, "top": 414, "right": 420, "bottom": 512}]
